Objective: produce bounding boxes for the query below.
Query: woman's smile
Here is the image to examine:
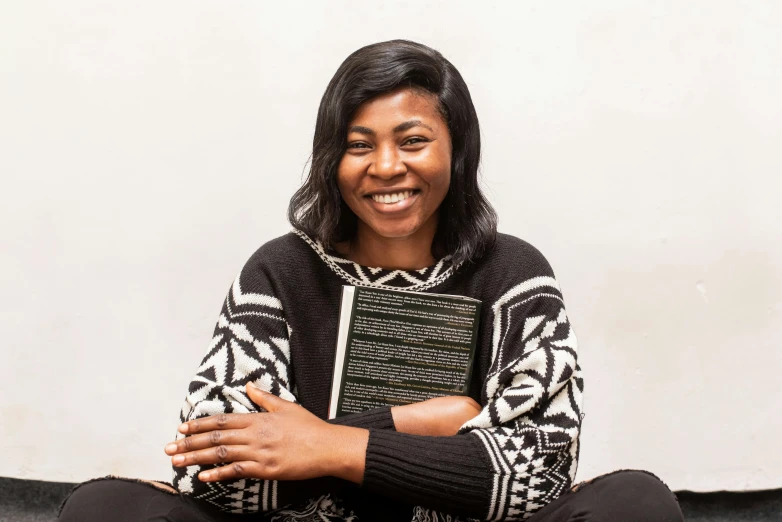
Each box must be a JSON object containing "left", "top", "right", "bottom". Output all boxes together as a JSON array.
[{"left": 365, "top": 189, "right": 420, "bottom": 213}]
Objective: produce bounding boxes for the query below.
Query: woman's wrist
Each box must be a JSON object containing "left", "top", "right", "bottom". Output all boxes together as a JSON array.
[
  {"left": 391, "top": 402, "right": 446, "bottom": 436},
  {"left": 391, "top": 396, "right": 481, "bottom": 437},
  {"left": 321, "top": 424, "right": 369, "bottom": 484},
  {"left": 390, "top": 404, "right": 424, "bottom": 435}
]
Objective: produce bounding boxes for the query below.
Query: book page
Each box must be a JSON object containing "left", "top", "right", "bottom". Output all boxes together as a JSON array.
[{"left": 335, "top": 287, "right": 481, "bottom": 416}]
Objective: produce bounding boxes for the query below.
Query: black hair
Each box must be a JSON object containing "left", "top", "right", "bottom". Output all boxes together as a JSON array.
[{"left": 288, "top": 39, "right": 497, "bottom": 267}]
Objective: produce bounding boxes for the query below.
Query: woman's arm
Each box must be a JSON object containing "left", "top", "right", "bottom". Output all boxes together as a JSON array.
[
  {"left": 170, "top": 257, "right": 476, "bottom": 513},
  {"left": 170, "top": 389, "right": 482, "bottom": 483}
]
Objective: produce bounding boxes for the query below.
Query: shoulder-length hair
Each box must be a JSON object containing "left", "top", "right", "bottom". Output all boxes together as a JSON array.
[{"left": 288, "top": 39, "right": 497, "bottom": 267}]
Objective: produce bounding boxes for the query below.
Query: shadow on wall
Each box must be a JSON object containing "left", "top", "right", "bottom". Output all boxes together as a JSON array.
[{"left": 0, "top": 477, "right": 780, "bottom": 522}]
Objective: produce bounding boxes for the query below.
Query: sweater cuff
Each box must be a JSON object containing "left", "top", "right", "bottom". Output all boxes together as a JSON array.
[
  {"left": 327, "top": 407, "right": 396, "bottom": 430},
  {"left": 361, "top": 429, "right": 491, "bottom": 518}
]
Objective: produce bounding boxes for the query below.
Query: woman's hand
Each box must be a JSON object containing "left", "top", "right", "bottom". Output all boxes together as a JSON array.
[
  {"left": 391, "top": 395, "right": 481, "bottom": 436},
  {"left": 165, "top": 383, "right": 368, "bottom": 484}
]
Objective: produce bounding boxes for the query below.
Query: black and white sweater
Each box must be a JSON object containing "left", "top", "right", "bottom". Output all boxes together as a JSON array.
[{"left": 172, "top": 230, "right": 584, "bottom": 521}]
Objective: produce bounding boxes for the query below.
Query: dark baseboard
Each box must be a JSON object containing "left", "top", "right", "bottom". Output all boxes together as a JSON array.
[
  {"left": 676, "top": 489, "right": 782, "bottom": 522},
  {"left": 0, "top": 477, "right": 75, "bottom": 522},
  {"left": 1, "top": 476, "right": 780, "bottom": 521}
]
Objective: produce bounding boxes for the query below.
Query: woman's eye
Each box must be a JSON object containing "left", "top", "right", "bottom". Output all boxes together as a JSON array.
[
  {"left": 347, "top": 142, "right": 370, "bottom": 149},
  {"left": 403, "top": 137, "right": 429, "bottom": 146}
]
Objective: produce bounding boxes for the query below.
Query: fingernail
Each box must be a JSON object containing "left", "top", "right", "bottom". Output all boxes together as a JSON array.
[
  {"left": 178, "top": 424, "right": 188, "bottom": 433},
  {"left": 199, "top": 472, "right": 211, "bottom": 480},
  {"left": 248, "top": 381, "right": 259, "bottom": 389},
  {"left": 165, "top": 443, "right": 177, "bottom": 454},
  {"left": 172, "top": 455, "right": 184, "bottom": 465}
]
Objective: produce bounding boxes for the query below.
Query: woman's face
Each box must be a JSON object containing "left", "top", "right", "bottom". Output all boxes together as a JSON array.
[{"left": 337, "top": 87, "right": 452, "bottom": 242}]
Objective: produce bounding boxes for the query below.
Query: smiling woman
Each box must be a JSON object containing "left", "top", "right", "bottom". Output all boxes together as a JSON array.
[{"left": 58, "top": 40, "right": 683, "bottom": 522}]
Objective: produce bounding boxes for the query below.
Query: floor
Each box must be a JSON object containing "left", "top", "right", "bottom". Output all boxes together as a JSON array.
[{"left": 0, "top": 476, "right": 780, "bottom": 521}]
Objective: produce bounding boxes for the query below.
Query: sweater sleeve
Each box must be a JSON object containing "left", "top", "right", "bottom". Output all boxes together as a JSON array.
[
  {"left": 172, "top": 259, "right": 395, "bottom": 514},
  {"left": 360, "top": 275, "right": 584, "bottom": 521}
]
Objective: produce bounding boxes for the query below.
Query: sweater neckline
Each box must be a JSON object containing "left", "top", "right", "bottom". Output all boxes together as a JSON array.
[{"left": 293, "top": 229, "right": 457, "bottom": 291}]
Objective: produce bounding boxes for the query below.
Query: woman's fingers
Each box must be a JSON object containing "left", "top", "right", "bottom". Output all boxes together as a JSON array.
[
  {"left": 178, "top": 413, "right": 250, "bottom": 435},
  {"left": 170, "top": 444, "right": 251, "bottom": 467},
  {"left": 165, "top": 429, "right": 244, "bottom": 455},
  {"left": 198, "top": 461, "right": 263, "bottom": 482},
  {"left": 245, "top": 383, "right": 291, "bottom": 413}
]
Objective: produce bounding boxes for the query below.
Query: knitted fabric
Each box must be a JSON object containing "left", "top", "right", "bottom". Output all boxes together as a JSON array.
[{"left": 172, "top": 230, "right": 584, "bottom": 521}]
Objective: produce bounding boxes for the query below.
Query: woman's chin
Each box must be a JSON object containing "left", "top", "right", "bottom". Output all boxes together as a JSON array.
[{"left": 365, "top": 221, "right": 426, "bottom": 241}]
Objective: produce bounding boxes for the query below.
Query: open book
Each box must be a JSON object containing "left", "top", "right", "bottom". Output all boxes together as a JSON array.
[{"left": 328, "top": 285, "right": 481, "bottom": 419}]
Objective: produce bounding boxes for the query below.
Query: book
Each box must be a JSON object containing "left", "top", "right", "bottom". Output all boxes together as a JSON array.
[{"left": 328, "top": 285, "right": 482, "bottom": 419}]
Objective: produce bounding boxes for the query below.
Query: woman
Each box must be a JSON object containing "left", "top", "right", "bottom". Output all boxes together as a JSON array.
[{"left": 59, "top": 40, "right": 683, "bottom": 521}]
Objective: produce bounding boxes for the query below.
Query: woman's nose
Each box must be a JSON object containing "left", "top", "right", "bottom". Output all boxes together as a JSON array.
[{"left": 367, "top": 144, "right": 406, "bottom": 179}]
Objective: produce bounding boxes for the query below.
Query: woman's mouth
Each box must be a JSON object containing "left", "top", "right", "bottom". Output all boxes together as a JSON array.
[
  {"left": 370, "top": 190, "right": 414, "bottom": 204},
  {"left": 365, "top": 190, "right": 419, "bottom": 212}
]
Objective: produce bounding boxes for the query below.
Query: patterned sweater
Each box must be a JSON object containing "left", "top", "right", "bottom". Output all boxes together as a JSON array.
[{"left": 172, "top": 230, "right": 584, "bottom": 521}]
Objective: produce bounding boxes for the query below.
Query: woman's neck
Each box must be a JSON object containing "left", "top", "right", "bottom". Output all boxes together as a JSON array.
[{"left": 340, "top": 220, "right": 438, "bottom": 271}]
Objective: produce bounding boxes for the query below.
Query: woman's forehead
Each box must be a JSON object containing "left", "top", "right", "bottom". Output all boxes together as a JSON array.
[{"left": 348, "top": 88, "right": 444, "bottom": 130}]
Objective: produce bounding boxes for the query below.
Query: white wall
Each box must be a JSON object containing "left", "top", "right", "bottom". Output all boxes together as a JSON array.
[{"left": 1, "top": 1, "right": 780, "bottom": 491}]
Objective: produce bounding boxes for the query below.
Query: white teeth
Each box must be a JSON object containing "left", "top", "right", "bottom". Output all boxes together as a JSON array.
[{"left": 372, "top": 191, "right": 413, "bottom": 204}]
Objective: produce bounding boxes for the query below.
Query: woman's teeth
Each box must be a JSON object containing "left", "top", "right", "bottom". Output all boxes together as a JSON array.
[{"left": 371, "top": 190, "right": 414, "bottom": 204}]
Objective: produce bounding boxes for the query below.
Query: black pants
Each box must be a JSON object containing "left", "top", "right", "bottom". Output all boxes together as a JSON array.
[{"left": 58, "top": 470, "right": 684, "bottom": 521}]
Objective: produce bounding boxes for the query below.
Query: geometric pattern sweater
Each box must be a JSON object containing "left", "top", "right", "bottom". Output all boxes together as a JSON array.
[{"left": 172, "top": 230, "right": 584, "bottom": 521}]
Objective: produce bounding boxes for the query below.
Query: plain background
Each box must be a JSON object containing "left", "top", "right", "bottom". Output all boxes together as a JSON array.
[{"left": 1, "top": 1, "right": 780, "bottom": 492}]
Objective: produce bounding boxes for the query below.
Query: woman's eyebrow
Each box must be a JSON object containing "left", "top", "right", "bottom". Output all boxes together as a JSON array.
[
  {"left": 347, "top": 120, "right": 434, "bottom": 136},
  {"left": 348, "top": 125, "right": 375, "bottom": 136},
  {"left": 393, "top": 120, "right": 433, "bottom": 133}
]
